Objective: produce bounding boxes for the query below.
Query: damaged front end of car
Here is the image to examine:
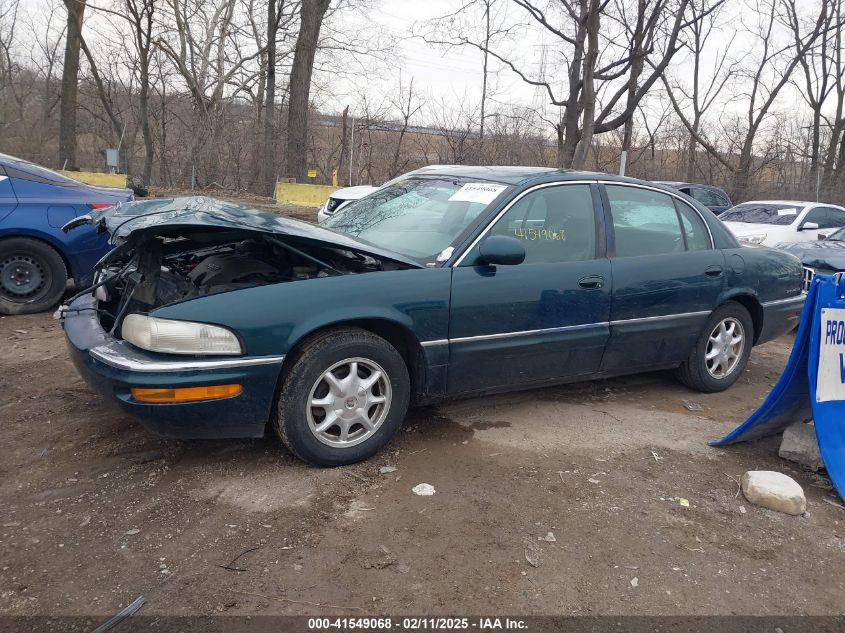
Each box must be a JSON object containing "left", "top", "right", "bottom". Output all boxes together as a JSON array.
[
  {"left": 60, "top": 196, "right": 421, "bottom": 339},
  {"left": 57, "top": 196, "right": 425, "bottom": 439}
]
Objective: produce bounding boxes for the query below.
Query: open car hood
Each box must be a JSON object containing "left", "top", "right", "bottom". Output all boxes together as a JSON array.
[{"left": 64, "top": 196, "right": 424, "bottom": 269}]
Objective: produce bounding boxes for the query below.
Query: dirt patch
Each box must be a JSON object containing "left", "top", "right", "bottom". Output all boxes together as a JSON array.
[{"left": 1, "top": 310, "right": 843, "bottom": 617}]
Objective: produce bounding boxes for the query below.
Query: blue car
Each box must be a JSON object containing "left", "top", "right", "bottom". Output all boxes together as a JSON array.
[
  {"left": 62, "top": 167, "right": 805, "bottom": 466},
  {"left": 0, "top": 153, "right": 133, "bottom": 314}
]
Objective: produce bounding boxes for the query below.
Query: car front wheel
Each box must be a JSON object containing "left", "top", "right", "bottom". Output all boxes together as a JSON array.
[
  {"left": 274, "top": 327, "right": 410, "bottom": 466},
  {"left": 0, "top": 237, "right": 68, "bottom": 315},
  {"left": 676, "top": 302, "right": 753, "bottom": 393}
]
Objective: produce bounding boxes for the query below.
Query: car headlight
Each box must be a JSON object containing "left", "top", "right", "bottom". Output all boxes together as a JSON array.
[
  {"left": 121, "top": 314, "right": 243, "bottom": 355},
  {"left": 739, "top": 234, "right": 767, "bottom": 245}
]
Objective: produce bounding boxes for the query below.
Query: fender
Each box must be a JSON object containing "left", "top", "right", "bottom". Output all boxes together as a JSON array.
[{"left": 152, "top": 267, "right": 453, "bottom": 358}]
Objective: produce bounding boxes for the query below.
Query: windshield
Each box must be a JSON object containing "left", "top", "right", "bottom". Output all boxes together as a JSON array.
[
  {"left": 323, "top": 177, "right": 510, "bottom": 260},
  {"left": 827, "top": 227, "right": 845, "bottom": 241},
  {"left": 720, "top": 203, "right": 801, "bottom": 226}
]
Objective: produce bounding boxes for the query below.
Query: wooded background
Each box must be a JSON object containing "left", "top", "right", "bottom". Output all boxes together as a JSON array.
[{"left": 1, "top": 0, "right": 844, "bottom": 203}]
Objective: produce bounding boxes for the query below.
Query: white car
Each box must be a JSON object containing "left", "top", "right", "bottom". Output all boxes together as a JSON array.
[
  {"left": 719, "top": 200, "right": 845, "bottom": 246},
  {"left": 316, "top": 185, "right": 379, "bottom": 223}
]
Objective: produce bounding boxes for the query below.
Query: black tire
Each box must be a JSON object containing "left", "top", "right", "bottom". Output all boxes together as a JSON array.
[
  {"left": 676, "top": 302, "right": 754, "bottom": 393},
  {"left": 274, "top": 327, "right": 410, "bottom": 467},
  {"left": 0, "top": 238, "right": 68, "bottom": 315}
]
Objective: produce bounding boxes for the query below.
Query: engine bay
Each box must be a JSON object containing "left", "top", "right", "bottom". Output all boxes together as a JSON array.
[{"left": 92, "top": 228, "right": 409, "bottom": 335}]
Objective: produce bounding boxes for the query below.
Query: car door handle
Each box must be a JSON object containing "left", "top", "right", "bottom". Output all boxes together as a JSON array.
[
  {"left": 704, "top": 265, "right": 723, "bottom": 277},
  {"left": 578, "top": 275, "right": 605, "bottom": 289}
]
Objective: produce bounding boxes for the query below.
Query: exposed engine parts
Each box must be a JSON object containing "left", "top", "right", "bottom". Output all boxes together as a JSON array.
[{"left": 93, "top": 229, "right": 406, "bottom": 334}]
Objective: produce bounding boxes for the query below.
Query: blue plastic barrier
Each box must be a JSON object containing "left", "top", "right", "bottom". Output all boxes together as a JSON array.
[{"left": 713, "top": 274, "right": 845, "bottom": 500}]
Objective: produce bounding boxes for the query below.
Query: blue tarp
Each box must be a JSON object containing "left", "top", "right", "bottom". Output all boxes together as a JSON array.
[{"left": 712, "top": 274, "right": 845, "bottom": 501}]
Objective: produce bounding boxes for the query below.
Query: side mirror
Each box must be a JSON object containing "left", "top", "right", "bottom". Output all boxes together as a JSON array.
[
  {"left": 800, "top": 221, "right": 819, "bottom": 231},
  {"left": 477, "top": 235, "right": 526, "bottom": 266}
]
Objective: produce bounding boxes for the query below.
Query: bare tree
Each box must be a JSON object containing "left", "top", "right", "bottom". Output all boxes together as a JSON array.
[
  {"left": 59, "top": 0, "right": 86, "bottom": 169},
  {"left": 660, "top": 0, "right": 736, "bottom": 180},
  {"left": 125, "top": 0, "right": 157, "bottom": 185},
  {"left": 664, "top": 0, "right": 833, "bottom": 199},
  {"left": 423, "top": 0, "right": 709, "bottom": 169},
  {"left": 286, "top": 0, "right": 331, "bottom": 181},
  {"left": 387, "top": 75, "right": 423, "bottom": 178},
  {"left": 787, "top": 0, "right": 836, "bottom": 193}
]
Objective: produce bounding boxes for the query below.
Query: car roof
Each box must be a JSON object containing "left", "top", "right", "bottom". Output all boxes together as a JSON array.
[
  {"left": 404, "top": 164, "right": 690, "bottom": 188},
  {"left": 405, "top": 164, "right": 561, "bottom": 184},
  {"left": 732, "top": 200, "right": 817, "bottom": 207},
  {"left": 654, "top": 180, "right": 728, "bottom": 192}
]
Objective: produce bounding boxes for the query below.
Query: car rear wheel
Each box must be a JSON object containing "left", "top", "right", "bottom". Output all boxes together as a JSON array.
[
  {"left": 274, "top": 327, "right": 410, "bottom": 466},
  {"left": 0, "top": 238, "right": 68, "bottom": 315},
  {"left": 676, "top": 302, "right": 753, "bottom": 393}
]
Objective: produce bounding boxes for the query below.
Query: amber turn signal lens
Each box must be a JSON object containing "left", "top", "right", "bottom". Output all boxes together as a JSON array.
[{"left": 131, "top": 384, "right": 242, "bottom": 403}]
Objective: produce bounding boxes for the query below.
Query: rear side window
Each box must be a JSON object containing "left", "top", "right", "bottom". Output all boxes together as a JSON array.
[
  {"left": 606, "top": 185, "right": 684, "bottom": 257},
  {"left": 489, "top": 184, "right": 596, "bottom": 264},
  {"left": 676, "top": 202, "right": 711, "bottom": 250}
]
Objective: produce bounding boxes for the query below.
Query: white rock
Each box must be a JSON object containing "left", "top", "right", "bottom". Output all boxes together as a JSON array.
[
  {"left": 379, "top": 465, "right": 397, "bottom": 474},
  {"left": 741, "top": 471, "right": 806, "bottom": 516},
  {"left": 412, "top": 483, "right": 435, "bottom": 496},
  {"left": 779, "top": 422, "right": 823, "bottom": 471}
]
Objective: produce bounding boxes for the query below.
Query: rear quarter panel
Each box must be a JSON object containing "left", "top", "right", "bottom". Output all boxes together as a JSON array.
[
  {"left": 724, "top": 245, "right": 804, "bottom": 303},
  {"left": 0, "top": 178, "right": 128, "bottom": 283}
]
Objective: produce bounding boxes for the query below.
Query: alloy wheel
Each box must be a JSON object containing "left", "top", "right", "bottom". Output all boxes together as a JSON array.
[
  {"left": 705, "top": 317, "right": 745, "bottom": 379},
  {"left": 306, "top": 357, "right": 392, "bottom": 448}
]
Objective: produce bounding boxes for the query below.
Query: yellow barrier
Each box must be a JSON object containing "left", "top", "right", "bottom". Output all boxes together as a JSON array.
[
  {"left": 275, "top": 182, "right": 338, "bottom": 208},
  {"left": 60, "top": 170, "right": 128, "bottom": 189}
]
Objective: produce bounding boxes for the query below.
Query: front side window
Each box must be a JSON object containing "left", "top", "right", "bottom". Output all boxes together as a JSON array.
[
  {"left": 487, "top": 184, "right": 596, "bottom": 264},
  {"left": 324, "top": 177, "right": 510, "bottom": 261},
  {"left": 720, "top": 203, "right": 800, "bottom": 226},
  {"left": 826, "top": 208, "right": 845, "bottom": 228},
  {"left": 810, "top": 207, "right": 845, "bottom": 229},
  {"left": 606, "top": 185, "right": 684, "bottom": 257},
  {"left": 802, "top": 207, "right": 829, "bottom": 228}
]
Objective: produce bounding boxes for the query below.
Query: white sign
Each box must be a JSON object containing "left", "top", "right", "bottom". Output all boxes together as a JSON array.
[
  {"left": 448, "top": 182, "right": 508, "bottom": 205},
  {"left": 777, "top": 208, "right": 798, "bottom": 216},
  {"left": 817, "top": 307, "right": 845, "bottom": 402}
]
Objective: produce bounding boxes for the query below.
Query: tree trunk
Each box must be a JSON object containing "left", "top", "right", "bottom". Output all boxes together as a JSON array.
[
  {"left": 571, "top": 0, "right": 599, "bottom": 169},
  {"left": 59, "top": 0, "right": 86, "bottom": 169},
  {"left": 732, "top": 146, "right": 754, "bottom": 201},
  {"left": 619, "top": 0, "right": 647, "bottom": 166},
  {"left": 337, "top": 105, "right": 349, "bottom": 185},
  {"left": 285, "top": 0, "right": 331, "bottom": 181},
  {"left": 139, "top": 59, "right": 153, "bottom": 185},
  {"left": 262, "top": 0, "right": 278, "bottom": 194},
  {"left": 686, "top": 127, "right": 698, "bottom": 181}
]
